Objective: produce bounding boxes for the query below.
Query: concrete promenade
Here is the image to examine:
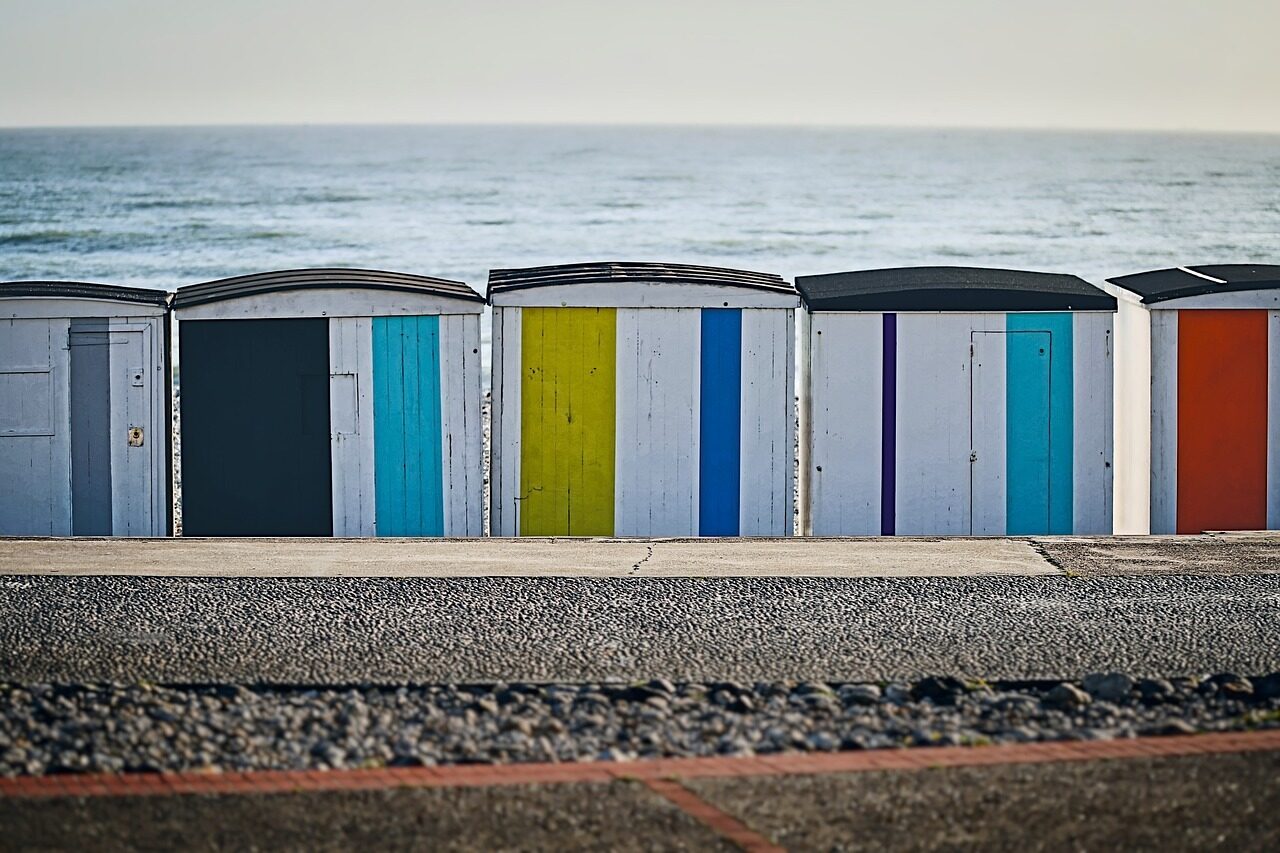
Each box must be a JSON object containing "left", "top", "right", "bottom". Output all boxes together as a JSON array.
[{"left": 3, "top": 531, "right": 1280, "bottom": 578}]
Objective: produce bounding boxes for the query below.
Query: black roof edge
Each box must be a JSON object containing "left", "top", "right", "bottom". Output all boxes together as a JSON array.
[
  {"left": 174, "top": 268, "right": 483, "bottom": 308},
  {"left": 0, "top": 280, "right": 170, "bottom": 306},
  {"left": 1107, "top": 265, "right": 1280, "bottom": 305},
  {"left": 795, "top": 266, "right": 1116, "bottom": 312},
  {"left": 486, "top": 261, "right": 793, "bottom": 299}
]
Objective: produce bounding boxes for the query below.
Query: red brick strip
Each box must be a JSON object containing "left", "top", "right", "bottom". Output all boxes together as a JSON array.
[
  {"left": 3, "top": 729, "right": 1278, "bottom": 802},
  {"left": 642, "top": 777, "right": 784, "bottom": 853}
]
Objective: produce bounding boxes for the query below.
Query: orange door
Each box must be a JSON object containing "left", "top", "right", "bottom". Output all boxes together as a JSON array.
[{"left": 1176, "top": 309, "right": 1269, "bottom": 533}]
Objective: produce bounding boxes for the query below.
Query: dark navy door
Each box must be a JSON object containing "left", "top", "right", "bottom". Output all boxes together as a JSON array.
[{"left": 180, "top": 318, "right": 332, "bottom": 536}]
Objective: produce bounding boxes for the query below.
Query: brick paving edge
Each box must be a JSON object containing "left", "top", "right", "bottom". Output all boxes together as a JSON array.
[{"left": 3, "top": 729, "right": 1279, "bottom": 801}]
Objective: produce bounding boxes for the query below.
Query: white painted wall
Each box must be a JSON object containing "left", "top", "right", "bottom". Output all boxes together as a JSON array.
[
  {"left": 439, "top": 312, "right": 485, "bottom": 537},
  {"left": 804, "top": 312, "right": 882, "bottom": 536},
  {"left": 1073, "top": 312, "right": 1115, "bottom": 534},
  {"left": 614, "top": 308, "right": 700, "bottom": 536},
  {"left": 329, "top": 317, "right": 377, "bottom": 537},
  {"left": 1148, "top": 309, "right": 1178, "bottom": 534},
  {"left": 739, "top": 308, "right": 794, "bottom": 535}
]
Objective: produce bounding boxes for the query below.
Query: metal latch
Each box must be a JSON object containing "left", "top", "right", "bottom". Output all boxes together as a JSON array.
[
  {"left": 969, "top": 451, "right": 977, "bottom": 463},
  {"left": 128, "top": 427, "right": 144, "bottom": 447},
  {"left": 131, "top": 368, "right": 145, "bottom": 387}
]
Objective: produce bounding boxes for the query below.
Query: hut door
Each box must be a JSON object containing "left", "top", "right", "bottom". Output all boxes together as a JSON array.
[
  {"left": 0, "top": 318, "right": 71, "bottom": 535},
  {"left": 970, "top": 330, "right": 1052, "bottom": 534},
  {"left": 107, "top": 325, "right": 155, "bottom": 536},
  {"left": 180, "top": 318, "right": 333, "bottom": 536}
]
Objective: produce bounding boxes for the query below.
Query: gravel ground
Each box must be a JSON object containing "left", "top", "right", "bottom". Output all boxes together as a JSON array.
[
  {"left": 3, "top": 574, "right": 1279, "bottom": 684},
  {"left": 1036, "top": 535, "right": 1280, "bottom": 576},
  {"left": 689, "top": 751, "right": 1280, "bottom": 852},
  {"left": 3, "top": 674, "right": 1278, "bottom": 776}
]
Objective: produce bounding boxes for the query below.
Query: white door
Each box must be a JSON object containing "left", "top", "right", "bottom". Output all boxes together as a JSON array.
[
  {"left": 109, "top": 324, "right": 155, "bottom": 536},
  {"left": 0, "top": 318, "right": 72, "bottom": 534}
]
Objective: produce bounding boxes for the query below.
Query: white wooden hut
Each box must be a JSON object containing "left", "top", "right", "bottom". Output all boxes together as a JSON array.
[
  {"left": 174, "top": 269, "right": 484, "bottom": 537},
  {"left": 0, "top": 281, "right": 170, "bottom": 536},
  {"left": 488, "top": 262, "right": 799, "bottom": 537},
  {"left": 797, "top": 266, "right": 1116, "bottom": 536},
  {"left": 1109, "top": 264, "right": 1280, "bottom": 534}
]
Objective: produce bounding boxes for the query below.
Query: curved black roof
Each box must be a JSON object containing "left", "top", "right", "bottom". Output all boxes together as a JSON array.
[
  {"left": 1107, "top": 265, "right": 1280, "bottom": 305},
  {"left": 795, "top": 266, "right": 1115, "bottom": 312},
  {"left": 0, "top": 280, "right": 169, "bottom": 306},
  {"left": 174, "top": 268, "right": 482, "bottom": 308},
  {"left": 487, "top": 262, "right": 792, "bottom": 298}
]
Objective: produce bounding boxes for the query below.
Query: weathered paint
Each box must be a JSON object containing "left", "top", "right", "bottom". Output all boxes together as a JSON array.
[
  {"left": 805, "top": 312, "right": 882, "bottom": 536},
  {"left": 0, "top": 318, "right": 72, "bottom": 535},
  {"left": 491, "top": 307, "right": 523, "bottom": 536},
  {"left": 329, "top": 317, "right": 377, "bottom": 537},
  {"left": 519, "top": 307, "right": 616, "bottom": 536},
  {"left": 438, "top": 313, "right": 484, "bottom": 537},
  {"left": 1149, "top": 310, "right": 1180, "bottom": 534},
  {"left": 969, "top": 325, "right": 1008, "bottom": 535},
  {"left": 108, "top": 325, "right": 155, "bottom": 537},
  {"left": 372, "top": 315, "right": 445, "bottom": 537},
  {"left": 615, "top": 308, "right": 699, "bottom": 537},
  {"left": 1072, "top": 312, "right": 1114, "bottom": 535},
  {"left": 699, "top": 308, "right": 740, "bottom": 536},
  {"left": 69, "top": 319, "right": 112, "bottom": 535},
  {"left": 1175, "top": 309, "right": 1268, "bottom": 533},
  {"left": 896, "top": 314, "right": 988, "bottom": 535},
  {"left": 738, "top": 308, "right": 793, "bottom": 536}
]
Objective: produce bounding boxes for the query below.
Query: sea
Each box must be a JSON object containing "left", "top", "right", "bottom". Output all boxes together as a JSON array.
[{"left": 3, "top": 124, "right": 1277, "bottom": 290}]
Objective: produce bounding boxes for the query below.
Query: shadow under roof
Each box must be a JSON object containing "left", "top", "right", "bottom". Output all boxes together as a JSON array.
[
  {"left": 794, "top": 266, "right": 1116, "bottom": 312},
  {"left": 486, "top": 262, "right": 792, "bottom": 298},
  {"left": 174, "top": 268, "right": 482, "bottom": 308},
  {"left": 1107, "top": 265, "right": 1280, "bottom": 305},
  {"left": 0, "top": 281, "right": 170, "bottom": 306}
]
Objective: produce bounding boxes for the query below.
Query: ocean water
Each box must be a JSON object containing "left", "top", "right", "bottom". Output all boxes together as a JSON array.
[{"left": 2, "top": 125, "right": 1277, "bottom": 296}]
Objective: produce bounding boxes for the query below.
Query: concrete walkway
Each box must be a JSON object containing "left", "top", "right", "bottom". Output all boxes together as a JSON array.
[{"left": 0, "top": 536, "right": 1058, "bottom": 577}]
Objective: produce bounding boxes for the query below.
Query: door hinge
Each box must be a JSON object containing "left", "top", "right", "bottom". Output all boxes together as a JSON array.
[{"left": 969, "top": 451, "right": 977, "bottom": 463}]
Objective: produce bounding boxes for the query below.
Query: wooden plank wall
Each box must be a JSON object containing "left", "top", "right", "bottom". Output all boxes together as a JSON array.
[
  {"left": 739, "top": 308, "right": 793, "bottom": 536},
  {"left": 969, "top": 325, "right": 1008, "bottom": 535},
  {"left": 1073, "top": 312, "right": 1114, "bottom": 535},
  {"left": 330, "top": 317, "right": 377, "bottom": 537},
  {"left": 616, "top": 308, "right": 700, "bottom": 537},
  {"left": 1149, "top": 310, "right": 1179, "bottom": 534},
  {"left": 805, "top": 313, "right": 882, "bottom": 536},
  {"left": 108, "top": 323, "right": 157, "bottom": 537},
  {"left": 439, "top": 313, "right": 483, "bottom": 537}
]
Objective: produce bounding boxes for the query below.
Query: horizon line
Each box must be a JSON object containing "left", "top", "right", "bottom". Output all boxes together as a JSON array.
[{"left": 1, "top": 119, "right": 1277, "bottom": 137}]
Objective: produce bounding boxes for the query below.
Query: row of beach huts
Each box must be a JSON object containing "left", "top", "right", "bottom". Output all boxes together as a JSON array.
[{"left": 1, "top": 262, "right": 1277, "bottom": 539}]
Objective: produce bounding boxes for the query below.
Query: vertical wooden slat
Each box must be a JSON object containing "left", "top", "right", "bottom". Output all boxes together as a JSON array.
[
  {"left": 1073, "top": 312, "right": 1114, "bottom": 535},
  {"left": 738, "top": 308, "right": 791, "bottom": 536},
  {"left": 699, "top": 308, "right": 740, "bottom": 536},
  {"left": 1150, "top": 310, "right": 1179, "bottom": 534},
  {"left": 1269, "top": 311, "right": 1280, "bottom": 530},
  {"left": 70, "top": 317, "right": 112, "bottom": 535},
  {"left": 329, "top": 317, "right": 376, "bottom": 537},
  {"left": 1176, "top": 309, "right": 1268, "bottom": 533},
  {"left": 806, "top": 312, "right": 881, "bottom": 536},
  {"left": 438, "top": 314, "right": 483, "bottom": 537}
]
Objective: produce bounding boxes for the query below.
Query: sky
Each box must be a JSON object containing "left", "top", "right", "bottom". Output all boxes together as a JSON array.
[{"left": 1, "top": 0, "right": 1278, "bottom": 132}]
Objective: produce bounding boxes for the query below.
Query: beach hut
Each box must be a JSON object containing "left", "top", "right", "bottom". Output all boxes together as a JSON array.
[
  {"left": 488, "top": 262, "right": 799, "bottom": 537},
  {"left": 1108, "top": 264, "right": 1280, "bottom": 534},
  {"left": 0, "top": 281, "right": 171, "bottom": 536},
  {"left": 796, "top": 267, "right": 1116, "bottom": 536},
  {"left": 174, "top": 269, "right": 484, "bottom": 537}
]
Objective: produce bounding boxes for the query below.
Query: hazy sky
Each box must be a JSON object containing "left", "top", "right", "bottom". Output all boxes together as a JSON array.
[{"left": 2, "top": 0, "right": 1278, "bottom": 131}]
